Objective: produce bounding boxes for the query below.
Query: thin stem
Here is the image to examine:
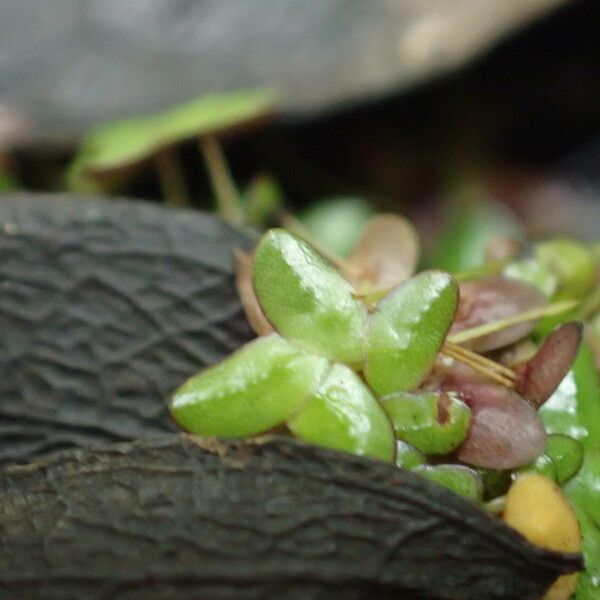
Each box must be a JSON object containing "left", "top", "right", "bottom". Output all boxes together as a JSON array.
[
  {"left": 444, "top": 341, "right": 517, "bottom": 380},
  {"left": 447, "top": 300, "right": 578, "bottom": 345},
  {"left": 441, "top": 350, "right": 515, "bottom": 388},
  {"left": 281, "top": 212, "right": 362, "bottom": 280},
  {"left": 199, "top": 135, "right": 243, "bottom": 223},
  {"left": 441, "top": 342, "right": 516, "bottom": 388},
  {"left": 154, "top": 149, "right": 190, "bottom": 207}
]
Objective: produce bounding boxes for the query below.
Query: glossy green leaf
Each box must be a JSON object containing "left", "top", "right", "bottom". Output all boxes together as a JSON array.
[
  {"left": 171, "top": 334, "right": 328, "bottom": 437},
  {"left": 287, "top": 363, "right": 395, "bottom": 462},
  {"left": 413, "top": 465, "right": 484, "bottom": 502},
  {"left": 381, "top": 391, "right": 470, "bottom": 455},
  {"left": 427, "top": 187, "right": 523, "bottom": 272},
  {"left": 67, "top": 88, "right": 277, "bottom": 190},
  {"left": 539, "top": 343, "right": 600, "bottom": 598},
  {"left": 517, "top": 436, "right": 583, "bottom": 486},
  {"left": 539, "top": 344, "right": 600, "bottom": 442},
  {"left": 253, "top": 229, "right": 368, "bottom": 366},
  {"left": 546, "top": 434, "right": 584, "bottom": 485},
  {"left": 517, "top": 453, "right": 558, "bottom": 482},
  {"left": 300, "top": 197, "right": 375, "bottom": 258},
  {"left": 395, "top": 440, "right": 426, "bottom": 469},
  {"left": 365, "top": 270, "right": 458, "bottom": 396}
]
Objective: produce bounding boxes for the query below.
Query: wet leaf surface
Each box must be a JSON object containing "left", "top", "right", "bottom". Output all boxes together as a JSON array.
[
  {"left": 253, "top": 228, "right": 367, "bottom": 365},
  {"left": 365, "top": 270, "right": 458, "bottom": 396}
]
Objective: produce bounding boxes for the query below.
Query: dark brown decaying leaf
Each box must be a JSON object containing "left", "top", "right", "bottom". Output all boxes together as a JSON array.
[
  {"left": 234, "top": 249, "right": 274, "bottom": 335},
  {"left": 0, "top": 435, "right": 582, "bottom": 600},
  {"left": 443, "top": 380, "right": 547, "bottom": 469},
  {"left": 0, "top": 194, "right": 256, "bottom": 464},
  {"left": 451, "top": 277, "right": 547, "bottom": 353},
  {"left": 347, "top": 214, "right": 420, "bottom": 292},
  {"left": 514, "top": 322, "right": 583, "bottom": 408}
]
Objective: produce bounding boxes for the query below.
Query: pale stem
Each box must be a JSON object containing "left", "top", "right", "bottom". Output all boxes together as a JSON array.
[
  {"left": 199, "top": 135, "right": 243, "bottom": 223},
  {"left": 448, "top": 300, "right": 578, "bottom": 345},
  {"left": 154, "top": 149, "right": 191, "bottom": 208},
  {"left": 441, "top": 341, "right": 517, "bottom": 388}
]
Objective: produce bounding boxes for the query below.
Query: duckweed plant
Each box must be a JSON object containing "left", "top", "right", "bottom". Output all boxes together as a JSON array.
[{"left": 171, "top": 216, "right": 600, "bottom": 599}]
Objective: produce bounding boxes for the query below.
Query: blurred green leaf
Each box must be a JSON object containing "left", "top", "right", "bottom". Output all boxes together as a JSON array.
[
  {"left": 0, "top": 166, "right": 18, "bottom": 193},
  {"left": 242, "top": 174, "right": 284, "bottom": 227},
  {"left": 67, "top": 88, "right": 277, "bottom": 192},
  {"left": 427, "top": 184, "right": 523, "bottom": 273},
  {"left": 539, "top": 344, "right": 600, "bottom": 598},
  {"left": 536, "top": 239, "right": 597, "bottom": 302},
  {"left": 503, "top": 258, "right": 558, "bottom": 298},
  {"left": 299, "top": 197, "right": 375, "bottom": 258},
  {"left": 508, "top": 239, "right": 597, "bottom": 337}
]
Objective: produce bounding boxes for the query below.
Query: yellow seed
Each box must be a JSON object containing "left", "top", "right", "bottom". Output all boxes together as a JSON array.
[
  {"left": 542, "top": 574, "right": 579, "bottom": 600},
  {"left": 503, "top": 473, "right": 581, "bottom": 600}
]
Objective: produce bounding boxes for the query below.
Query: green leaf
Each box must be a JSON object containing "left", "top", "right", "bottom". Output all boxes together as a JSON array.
[
  {"left": 381, "top": 391, "right": 470, "bottom": 455},
  {"left": 539, "top": 343, "right": 600, "bottom": 598},
  {"left": 299, "top": 197, "right": 375, "bottom": 258},
  {"left": 427, "top": 186, "right": 523, "bottom": 272},
  {"left": 171, "top": 334, "right": 328, "bottom": 437},
  {"left": 536, "top": 239, "right": 597, "bottom": 303},
  {"left": 67, "top": 88, "right": 277, "bottom": 191},
  {"left": 546, "top": 434, "right": 585, "bottom": 485},
  {"left": 395, "top": 440, "right": 426, "bottom": 469},
  {"left": 242, "top": 174, "right": 284, "bottom": 226},
  {"left": 287, "top": 363, "right": 395, "bottom": 462},
  {"left": 365, "top": 271, "right": 458, "bottom": 396},
  {"left": 253, "top": 228, "right": 368, "bottom": 366},
  {"left": 503, "top": 258, "right": 558, "bottom": 298},
  {"left": 413, "top": 464, "right": 484, "bottom": 502}
]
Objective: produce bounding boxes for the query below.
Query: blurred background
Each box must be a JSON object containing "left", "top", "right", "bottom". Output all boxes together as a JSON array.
[{"left": 1, "top": 0, "right": 599, "bottom": 247}]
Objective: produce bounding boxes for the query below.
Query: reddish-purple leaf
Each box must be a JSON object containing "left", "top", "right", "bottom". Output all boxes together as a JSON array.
[
  {"left": 450, "top": 277, "right": 546, "bottom": 353},
  {"left": 451, "top": 382, "right": 547, "bottom": 469},
  {"left": 347, "top": 214, "right": 420, "bottom": 291},
  {"left": 514, "top": 322, "right": 583, "bottom": 408}
]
